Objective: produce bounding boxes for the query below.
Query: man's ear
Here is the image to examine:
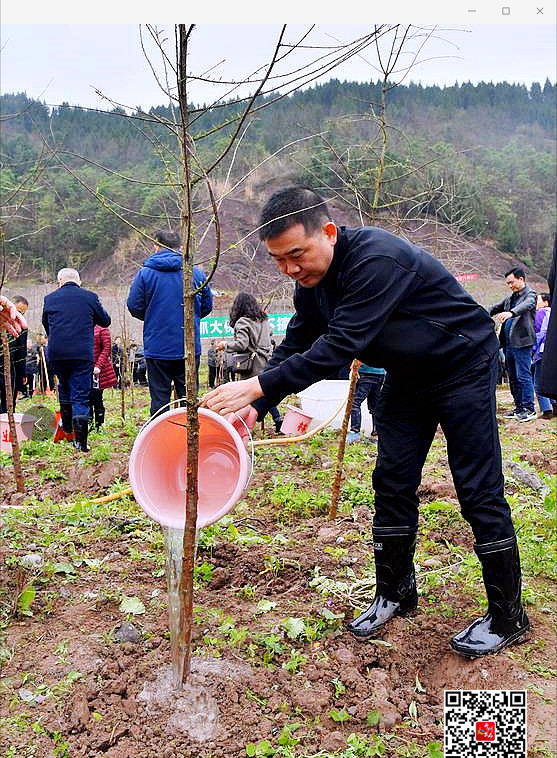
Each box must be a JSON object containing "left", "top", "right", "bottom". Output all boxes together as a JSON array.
[{"left": 323, "top": 221, "right": 337, "bottom": 245}]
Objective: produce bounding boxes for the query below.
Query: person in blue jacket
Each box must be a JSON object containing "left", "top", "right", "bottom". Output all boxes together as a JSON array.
[
  {"left": 42, "top": 268, "right": 111, "bottom": 452},
  {"left": 127, "top": 230, "right": 213, "bottom": 416},
  {"left": 203, "top": 186, "right": 530, "bottom": 658}
]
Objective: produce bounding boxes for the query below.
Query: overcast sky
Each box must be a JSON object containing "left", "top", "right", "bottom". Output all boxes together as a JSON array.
[{"left": 1, "top": 24, "right": 555, "bottom": 111}]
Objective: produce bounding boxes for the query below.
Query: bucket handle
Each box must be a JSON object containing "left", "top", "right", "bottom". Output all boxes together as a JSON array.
[{"left": 229, "top": 410, "right": 255, "bottom": 487}]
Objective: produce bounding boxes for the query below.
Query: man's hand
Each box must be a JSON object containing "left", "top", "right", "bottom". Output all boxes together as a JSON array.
[
  {"left": 216, "top": 340, "right": 226, "bottom": 350},
  {"left": 0, "top": 295, "right": 27, "bottom": 337},
  {"left": 93, "top": 366, "right": 101, "bottom": 376},
  {"left": 495, "top": 311, "right": 513, "bottom": 324},
  {"left": 201, "top": 375, "right": 263, "bottom": 415},
  {"left": 229, "top": 405, "right": 258, "bottom": 446}
]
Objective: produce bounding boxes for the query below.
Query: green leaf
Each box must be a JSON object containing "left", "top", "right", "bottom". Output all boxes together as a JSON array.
[
  {"left": 18, "top": 585, "right": 36, "bottom": 616},
  {"left": 119, "top": 595, "right": 145, "bottom": 615},
  {"left": 51, "top": 562, "right": 76, "bottom": 574},
  {"left": 255, "top": 599, "right": 276, "bottom": 615},
  {"left": 366, "top": 710, "right": 381, "bottom": 726},
  {"left": 427, "top": 742, "right": 443, "bottom": 758},
  {"left": 282, "top": 617, "right": 306, "bottom": 640},
  {"left": 320, "top": 607, "right": 344, "bottom": 620},
  {"left": 245, "top": 744, "right": 256, "bottom": 757},
  {"left": 329, "top": 707, "right": 350, "bottom": 723}
]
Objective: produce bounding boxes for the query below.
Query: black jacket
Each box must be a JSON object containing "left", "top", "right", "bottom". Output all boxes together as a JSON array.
[
  {"left": 255, "top": 226, "right": 498, "bottom": 410},
  {"left": 489, "top": 285, "right": 536, "bottom": 349},
  {"left": 42, "top": 282, "right": 110, "bottom": 362}
]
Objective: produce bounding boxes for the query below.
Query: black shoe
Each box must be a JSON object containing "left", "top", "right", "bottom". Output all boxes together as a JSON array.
[
  {"left": 516, "top": 410, "right": 536, "bottom": 422},
  {"left": 274, "top": 419, "right": 282, "bottom": 434},
  {"left": 60, "top": 402, "right": 74, "bottom": 434},
  {"left": 450, "top": 536, "right": 530, "bottom": 658},
  {"left": 541, "top": 410, "right": 554, "bottom": 420},
  {"left": 347, "top": 527, "right": 418, "bottom": 640},
  {"left": 72, "top": 415, "right": 90, "bottom": 453}
]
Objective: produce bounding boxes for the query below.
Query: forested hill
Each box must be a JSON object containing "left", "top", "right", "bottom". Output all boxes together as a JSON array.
[{"left": 2, "top": 78, "right": 556, "bottom": 284}]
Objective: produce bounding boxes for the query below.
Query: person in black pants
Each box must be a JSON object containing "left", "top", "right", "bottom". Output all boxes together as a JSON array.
[
  {"left": 202, "top": 186, "right": 529, "bottom": 658},
  {"left": 346, "top": 362, "right": 385, "bottom": 443},
  {"left": 42, "top": 268, "right": 111, "bottom": 452}
]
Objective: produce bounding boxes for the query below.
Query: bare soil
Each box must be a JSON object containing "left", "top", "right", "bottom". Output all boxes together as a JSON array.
[{"left": 1, "top": 387, "right": 555, "bottom": 757}]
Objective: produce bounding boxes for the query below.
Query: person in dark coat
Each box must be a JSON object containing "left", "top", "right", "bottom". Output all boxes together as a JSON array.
[
  {"left": 127, "top": 229, "right": 213, "bottom": 416},
  {"left": 90, "top": 325, "right": 117, "bottom": 431},
  {"left": 539, "top": 235, "right": 557, "bottom": 401},
  {"left": 42, "top": 268, "right": 110, "bottom": 451},
  {"left": 489, "top": 267, "right": 537, "bottom": 422},
  {"left": 207, "top": 340, "right": 218, "bottom": 389},
  {"left": 203, "top": 186, "right": 530, "bottom": 659},
  {"left": 12, "top": 296, "right": 29, "bottom": 403},
  {"left": 111, "top": 336, "right": 124, "bottom": 388}
]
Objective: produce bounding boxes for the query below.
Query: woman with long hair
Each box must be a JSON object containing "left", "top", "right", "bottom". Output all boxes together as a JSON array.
[{"left": 218, "top": 292, "right": 282, "bottom": 432}]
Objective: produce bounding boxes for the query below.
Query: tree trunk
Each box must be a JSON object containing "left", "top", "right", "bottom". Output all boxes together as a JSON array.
[{"left": 176, "top": 23, "right": 199, "bottom": 687}]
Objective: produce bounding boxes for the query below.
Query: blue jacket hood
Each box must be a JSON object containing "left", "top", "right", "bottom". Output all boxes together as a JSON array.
[{"left": 144, "top": 249, "right": 182, "bottom": 272}]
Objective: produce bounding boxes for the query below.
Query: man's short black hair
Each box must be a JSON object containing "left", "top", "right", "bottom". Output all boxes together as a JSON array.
[
  {"left": 259, "top": 187, "right": 332, "bottom": 241},
  {"left": 155, "top": 230, "right": 180, "bottom": 250},
  {"left": 540, "top": 292, "right": 550, "bottom": 304},
  {"left": 505, "top": 267, "right": 526, "bottom": 280},
  {"left": 13, "top": 295, "right": 29, "bottom": 306}
]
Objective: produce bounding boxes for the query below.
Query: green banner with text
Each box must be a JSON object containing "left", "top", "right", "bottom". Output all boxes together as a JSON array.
[{"left": 200, "top": 313, "right": 293, "bottom": 339}]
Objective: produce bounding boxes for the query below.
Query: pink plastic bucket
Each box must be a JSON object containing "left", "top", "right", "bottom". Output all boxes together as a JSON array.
[
  {"left": 0, "top": 413, "right": 37, "bottom": 452},
  {"left": 128, "top": 407, "right": 251, "bottom": 529},
  {"left": 280, "top": 405, "right": 313, "bottom": 435}
]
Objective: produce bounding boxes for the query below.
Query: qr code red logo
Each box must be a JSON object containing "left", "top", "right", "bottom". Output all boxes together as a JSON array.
[{"left": 476, "top": 721, "right": 496, "bottom": 741}]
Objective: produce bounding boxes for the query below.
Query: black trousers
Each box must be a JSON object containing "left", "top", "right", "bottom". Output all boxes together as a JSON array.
[
  {"left": 90, "top": 387, "right": 105, "bottom": 426},
  {"left": 372, "top": 356, "right": 515, "bottom": 544},
  {"left": 145, "top": 356, "right": 200, "bottom": 417}
]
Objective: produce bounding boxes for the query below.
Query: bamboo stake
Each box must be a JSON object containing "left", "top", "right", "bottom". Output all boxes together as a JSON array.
[{"left": 329, "top": 360, "right": 360, "bottom": 520}]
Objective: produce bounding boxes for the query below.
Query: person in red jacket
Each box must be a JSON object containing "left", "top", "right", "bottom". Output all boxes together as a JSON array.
[{"left": 90, "top": 325, "right": 117, "bottom": 431}]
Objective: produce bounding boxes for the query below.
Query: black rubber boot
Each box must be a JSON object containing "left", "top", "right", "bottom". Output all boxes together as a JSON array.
[
  {"left": 72, "top": 415, "right": 90, "bottom": 453},
  {"left": 274, "top": 418, "right": 282, "bottom": 434},
  {"left": 347, "top": 527, "right": 418, "bottom": 640},
  {"left": 450, "top": 536, "right": 530, "bottom": 657},
  {"left": 60, "top": 402, "right": 74, "bottom": 434}
]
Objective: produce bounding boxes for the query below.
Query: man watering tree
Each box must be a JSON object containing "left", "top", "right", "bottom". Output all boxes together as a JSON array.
[{"left": 202, "top": 186, "right": 530, "bottom": 657}]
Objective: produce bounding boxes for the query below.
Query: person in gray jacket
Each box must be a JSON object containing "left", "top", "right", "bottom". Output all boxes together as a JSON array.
[
  {"left": 490, "top": 267, "right": 537, "bottom": 422},
  {"left": 217, "top": 292, "right": 282, "bottom": 432}
]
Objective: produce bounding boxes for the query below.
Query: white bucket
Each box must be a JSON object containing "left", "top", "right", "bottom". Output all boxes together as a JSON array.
[
  {"left": 297, "top": 380, "right": 374, "bottom": 436},
  {"left": 0, "top": 413, "right": 37, "bottom": 452}
]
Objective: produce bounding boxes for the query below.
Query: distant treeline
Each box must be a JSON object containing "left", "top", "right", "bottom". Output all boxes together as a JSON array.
[{"left": 1, "top": 78, "right": 555, "bottom": 280}]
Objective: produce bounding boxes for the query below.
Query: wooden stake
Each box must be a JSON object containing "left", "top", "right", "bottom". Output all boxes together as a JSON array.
[{"left": 329, "top": 360, "right": 359, "bottom": 520}]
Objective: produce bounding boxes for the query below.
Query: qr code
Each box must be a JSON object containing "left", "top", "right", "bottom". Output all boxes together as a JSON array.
[{"left": 445, "top": 690, "right": 527, "bottom": 757}]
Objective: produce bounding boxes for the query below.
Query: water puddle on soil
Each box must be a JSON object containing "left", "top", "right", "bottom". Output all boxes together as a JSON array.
[
  {"left": 137, "top": 659, "right": 254, "bottom": 741},
  {"left": 142, "top": 528, "right": 254, "bottom": 741}
]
